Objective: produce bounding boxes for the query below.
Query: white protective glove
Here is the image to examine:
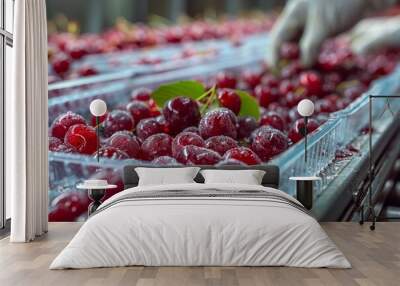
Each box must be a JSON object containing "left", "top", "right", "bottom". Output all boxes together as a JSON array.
[
  {"left": 266, "top": 0, "right": 399, "bottom": 68},
  {"left": 349, "top": 16, "right": 400, "bottom": 54}
]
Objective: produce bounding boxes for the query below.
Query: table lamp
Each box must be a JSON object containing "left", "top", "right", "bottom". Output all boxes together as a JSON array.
[
  {"left": 291, "top": 99, "right": 318, "bottom": 210},
  {"left": 297, "top": 99, "right": 315, "bottom": 163},
  {"left": 89, "top": 99, "right": 107, "bottom": 162}
]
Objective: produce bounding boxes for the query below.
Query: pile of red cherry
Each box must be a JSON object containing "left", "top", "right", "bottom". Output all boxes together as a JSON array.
[
  {"left": 48, "top": 40, "right": 400, "bottom": 221},
  {"left": 49, "top": 40, "right": 400, "bottom": 166},
  {"left": 48, "top": 18, "right": 274, "bottom": 82}
]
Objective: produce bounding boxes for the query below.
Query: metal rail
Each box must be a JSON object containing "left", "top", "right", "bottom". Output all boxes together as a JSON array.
[
  {"left": 366, "top": 95, "right": 400, "bottom": 230},
  {"left": 315, "top": 97, "right": 400, "bottom": 223}
]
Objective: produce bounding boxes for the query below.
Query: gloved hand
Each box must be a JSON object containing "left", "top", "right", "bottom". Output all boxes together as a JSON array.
[
  {"left": 266, "top": 0, "right": 399, "bottom": 68},
  {"left": 349, "top": 16, "right": 400, "bottom": 54}
]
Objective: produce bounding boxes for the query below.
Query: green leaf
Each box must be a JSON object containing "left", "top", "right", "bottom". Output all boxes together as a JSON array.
[
  {"left": 236, "top": 90, "right": 260, "bottom": 120},
  {"left": 151, "top": 80, "right": 206, "bottom": 107}
]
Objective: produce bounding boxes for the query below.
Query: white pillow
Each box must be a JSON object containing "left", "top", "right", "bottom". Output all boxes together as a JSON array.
[
  {"left": 200, "top": 169, "right": 266, "bottom": 185},
  {"left": 135, "top": 167, "right": 200, "bottom": 186}
]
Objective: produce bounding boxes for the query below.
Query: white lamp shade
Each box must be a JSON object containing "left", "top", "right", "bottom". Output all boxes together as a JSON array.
[
  {"left": 90, "top": 99, "right": 107, "bottom": 117},
  {"left": 297, "top": 99, "right": 314, "bottom": 117}
]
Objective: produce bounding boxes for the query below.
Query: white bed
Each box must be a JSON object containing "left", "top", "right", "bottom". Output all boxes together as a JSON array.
[{"left": 50, "top": 182, "right": 350, "bottom": 269}]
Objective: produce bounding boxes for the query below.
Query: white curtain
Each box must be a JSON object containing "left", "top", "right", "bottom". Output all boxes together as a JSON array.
[{"left": 8, "top": 0, "right": 49, "bottom": 242}]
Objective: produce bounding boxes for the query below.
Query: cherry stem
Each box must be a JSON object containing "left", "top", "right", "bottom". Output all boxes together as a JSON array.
[
  {"left": 196, "top": 86, "right": 214, "bottom": 101},
  {"left": 200, "top": 85, "right": 217, "bottom": 114}
]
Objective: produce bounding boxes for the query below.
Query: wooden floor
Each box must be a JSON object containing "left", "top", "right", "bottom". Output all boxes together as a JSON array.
[{"left": 0, "top": 222, "right": 399, "bottom": 286}]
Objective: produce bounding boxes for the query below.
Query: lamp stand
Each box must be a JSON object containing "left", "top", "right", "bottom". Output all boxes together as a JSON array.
[
  {"left": 304, "top": 116, "right": 308, "bottom": 164},
  {"left": 96, "top": 116, "right": 100, "bottom": 163}
]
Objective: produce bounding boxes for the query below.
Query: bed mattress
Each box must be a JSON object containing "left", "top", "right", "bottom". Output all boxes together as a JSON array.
[{"left": 50, "top": 183, "right": 351, "bottom": 269}]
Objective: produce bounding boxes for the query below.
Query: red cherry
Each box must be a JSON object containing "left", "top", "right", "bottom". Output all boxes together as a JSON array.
[
  {"left": 242, "top": 70, "right": 262, "bottom": 89},
  {"left": 175, "top": 145, "right": 222, "bottom": 165},
  {"left": 64, "top": 124, "right": 98, "bottom": 154},
  {"left": 260, "top": 111, "right": 285, "bottom": 131},
  {"left": 280, "top": 61, "right": 303, "bottom": 79},
  {"left": 49, "top": 136, "right": 77, "bottom": 153},
  {"left": 78, "top": 65, "right": 98, "bottom": 77},
  {"left": 52, "top": 54, "right": 71, "bottom": 76},
  {"left": 131, "top": 88, "right": 152, "bottom": 102},
  {"left": 324, "top": 72, "right": 342, "bottom": 85},
  {"left": 285, "top": 91, "right": 306, "bottom": 108},
  {"left": 265, "top": 103, "right": 291, "bottom": 122},
  {"left": 126, "top": 101, "right": 151, "bottom": 125},
  {"left": 217, "top": 89, "right": 241, "bottom": 115},
  {"left": 315, "top": 99, "right": 337, "bottom": 114},
  {"left": 204, "top": 135, "right": 239, "bottom": 156},
  {"left": 141, "top": 133, "right": 173, "bottom": 160},
  {"left": 255, "top": 85, "right": 279, "bottom": 108},
  {"left": 288, "top": 118, "right": 320, "bottom": 143},
  {"left": 156, "top": 115, "right": 172, "bottom": 134},
  {"left": 237, "top": 116, "right": 259, "bottom": 140},
  {"left": 48, "top": 208, "right": 76, "bottom": 222},
  {"left": 367, "top": 55, "right": 393, "bottom": 77},
  {"left": 50, "top": 111, "right": 87, "bottom": 140},
  {"left": 90, "top": 113, "right": 107, "bottom": 127},
  {"left": 162, "top": 97, "right": 201, "bottom": 135},
  {"left": 136, "top": 118, "right": 163, "bottom": 140},
  {"left": 250, "top": 126, "right": 289, "bottom": 161},
  {"left": 108, "top": 133, "right": 141, "bottom": 159},
  {"left": 103, "top": 110, "right": 134, "bottom": 137},
  {"left": 279, "top": 80, "right": 295, "bottom": 95},
  {"left": 164, "top": 27, "right": 185, "bottom": 43},
  {"left": 261, "top": 75, "right": 279, "bottom": 88},
  {"left": 49, "top": 191, "right": 90, "bottom": 222},
  {"left": 215, "top": 72, "right": 237, "bottom": 89},
  {"left": 172, "top": 132, "right": 205, "bottom": 157},
  {"left": 223, "top": 147, "right": 262, "bottom": 165},
  {"left": 199, "top": 108, "right": 238, "bottom": 139},
  {"left": 299, "top": 71, "right": 322, "bottom": 95},
  {"left": 148, "top": 99, "right": 161, "bottom": 117}
]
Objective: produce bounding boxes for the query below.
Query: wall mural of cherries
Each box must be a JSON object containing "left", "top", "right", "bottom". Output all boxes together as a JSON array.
[
  {"left": 48, "top": 18, "right": 275, "bottom": 83},
  {"left": 48, "top": 38, "right": 400, "bottom": 222}
]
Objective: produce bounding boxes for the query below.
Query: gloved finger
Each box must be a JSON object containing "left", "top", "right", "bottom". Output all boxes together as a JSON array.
[
  {"left": 299, "top": 3, "right": 327, "bottom": 67},
  {"left": 351, "top": 35, "right": 381, "bottom": 54},
  {"left": 351, "top": 31, "right": 400, "bottom": 54},
  {"left": 349, "top": 16, "right": 400, "bottom": 54},
  {"left": 348, "top": 18, "right": 381, "bottom": 41},
  {"left": 266, "top": 0, "right": 308, "bottom": 68}
]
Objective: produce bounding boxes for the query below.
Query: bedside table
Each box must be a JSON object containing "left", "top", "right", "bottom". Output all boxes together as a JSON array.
[
  {"left": 77, "top": 184, "right": 117, "bottom": 216},
  {"left": 289, "top": 176, "right": 321, "bottom": 210}
]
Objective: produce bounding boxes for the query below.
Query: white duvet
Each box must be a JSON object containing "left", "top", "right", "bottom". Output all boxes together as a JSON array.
[{"left": 50, "top": 183, "right": 351, "bottom": 269}]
